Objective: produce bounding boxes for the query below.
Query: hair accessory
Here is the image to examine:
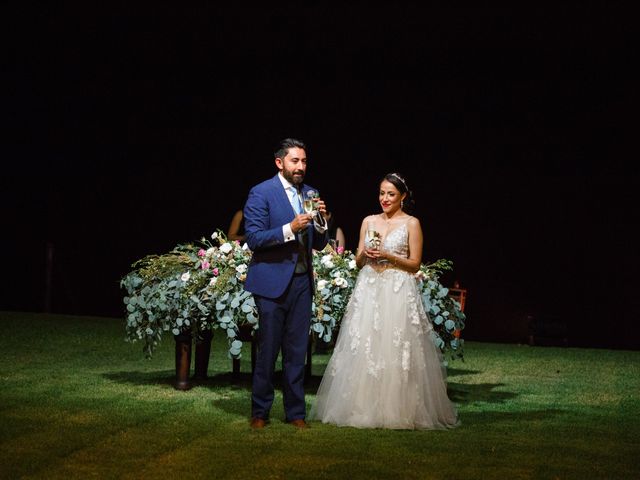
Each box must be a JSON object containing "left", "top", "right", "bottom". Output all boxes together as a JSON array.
[{"left": 390, "top": 173, "right": 408, "bottom": 190}]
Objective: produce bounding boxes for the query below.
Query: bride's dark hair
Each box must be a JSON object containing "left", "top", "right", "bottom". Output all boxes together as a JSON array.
[{"left": 382, "top": 172, "right": 415, "bottom": 214}]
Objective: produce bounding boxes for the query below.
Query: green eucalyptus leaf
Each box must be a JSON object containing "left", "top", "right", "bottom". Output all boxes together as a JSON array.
[{"left": 230, "top": 296, "right": 240, "bottom": 308}]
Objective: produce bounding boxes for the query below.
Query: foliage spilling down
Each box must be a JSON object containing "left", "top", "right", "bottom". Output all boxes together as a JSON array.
[{"left": 121, "top": 231, "right": 466, "bottom": 360}]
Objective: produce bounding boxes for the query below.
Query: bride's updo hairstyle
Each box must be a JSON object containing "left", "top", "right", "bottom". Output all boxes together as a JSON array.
[{"left": 382, "top": 172, "right": 415, "bottom": 214}]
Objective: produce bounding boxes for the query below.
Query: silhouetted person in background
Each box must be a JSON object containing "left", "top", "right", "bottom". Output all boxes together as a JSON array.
[
  {"left": 325, "top": 210, "right": 346, "bottom": 249},
  {"left": 227, "top": 209, "right": 245, "bottom": 242}
]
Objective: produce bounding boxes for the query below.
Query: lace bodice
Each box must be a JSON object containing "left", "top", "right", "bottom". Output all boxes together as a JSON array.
[
  {"left": 382, "top": 224, "right": 409, "bottom": 257},
  {"left": 365, "top": 217, "right": 410, "bottom": 266}
]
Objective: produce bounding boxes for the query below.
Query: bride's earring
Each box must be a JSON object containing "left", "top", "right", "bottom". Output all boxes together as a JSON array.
[{"left": 401, "top": 199, "right": 404, "bottom": 209}]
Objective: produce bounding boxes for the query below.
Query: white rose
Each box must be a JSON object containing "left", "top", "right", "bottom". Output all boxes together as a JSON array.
[
  {"left": 211, "top": 232, "right": 218, "bottom": 240},
  {"left": 317, "top": 279, "right": 328, "bottom": 291},
  {"left": 334, "top": 277, "right": 347, "bottom": 288},
  {"left": 348, "top": 259, "right": 357, "bottom": 269},
  {"left": 219, "top": 242, "right": 233, "bottom": 254},
  {"left": 181, "top": 272, "right": 191, "bottom": 282},
  {"left": 209, "top": 277, "right": 218, "bottom": 286},
  {"left": 206, "top": 247, "right": 215, "bottom": 257},
  {"left": 321, "top": 254, "right": 334, "bottom": 268},
  {"left": 235, "top": 264, "right": 247, "bottom": 274}
]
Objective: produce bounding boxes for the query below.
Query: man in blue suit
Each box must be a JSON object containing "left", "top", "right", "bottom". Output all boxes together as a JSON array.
[{"left": 244, "top": 138, "right": 328, "bottom": 429}]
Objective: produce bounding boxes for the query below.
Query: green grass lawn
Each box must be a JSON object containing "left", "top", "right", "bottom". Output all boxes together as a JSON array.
[{"left": 0, "top": 312, "right": 638, "bottom": 479}]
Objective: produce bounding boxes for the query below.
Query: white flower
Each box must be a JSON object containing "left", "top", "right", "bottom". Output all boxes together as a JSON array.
[
  {"left": 206, "top": 247, "right": 215, "bottom": 257},
  {"left": 181, "top": 272, "right": 191, "bottom": 282},
  {"left": 209, "top": 277, "right": 218, "bottom": 286},
  {"left": 348, "top": 259, "right": 357, "bottom": 270},
  {"left": 211, "top": 232, "right": 218, "bottom": 240},
  {"left": 415, "top": 270, "right": 427, "bottom": 280},
  {"left": 317, "top": 279, "right": 328, "bottom": 291},
  {"left": 333, "top": 277, "right": 347, "bottom": 288},
  {"left": 321, "top": 254, "right": 334, "bottom": 268},
  {"left": 235, "top": 264, "right": 247, "bottom": 274},
  {"left": 242, "top": 243, "right": 249, "bottom": 250},
  {"left": 219, "top": 242, "right": 233, "bottom": 254}
]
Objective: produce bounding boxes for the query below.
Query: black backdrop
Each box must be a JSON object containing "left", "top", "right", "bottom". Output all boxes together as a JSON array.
[{"left": 3, "top": 5, "right": 638, "bottom": 349}]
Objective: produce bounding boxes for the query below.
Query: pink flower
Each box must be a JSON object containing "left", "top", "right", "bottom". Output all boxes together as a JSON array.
[
  {"left": 201, "top": 261, "right": 210, "bottom": 270},
  {"left": 235, "top": 240, "right": 241, "bottom": 245},
  {"left": 337, "top": 246, "right": 345, "bottom": 254},
  {"left": 212, "top": 267, "right": 219, "bottom": 276},
  {"left": 197, "top": 249, "right": 206, "bottom": 257}
]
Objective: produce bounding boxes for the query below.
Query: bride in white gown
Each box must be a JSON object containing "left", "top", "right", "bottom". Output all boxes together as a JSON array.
[{"left": 311, "top": 173, "right": 459, "bottom": 429}]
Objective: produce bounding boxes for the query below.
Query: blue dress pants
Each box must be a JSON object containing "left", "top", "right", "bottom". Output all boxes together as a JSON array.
[{"left": 251, "top": 274, "right": 311, "bottom": 421}]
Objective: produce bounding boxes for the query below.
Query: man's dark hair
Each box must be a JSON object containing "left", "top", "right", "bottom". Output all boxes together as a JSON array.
[{"left": 274, "top": 138, "right": 306, "bottom": 159}]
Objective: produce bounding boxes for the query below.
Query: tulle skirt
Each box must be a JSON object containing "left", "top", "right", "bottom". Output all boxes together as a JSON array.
[{"left": 310, "top": 265, "right": 459, "bottom": 429}]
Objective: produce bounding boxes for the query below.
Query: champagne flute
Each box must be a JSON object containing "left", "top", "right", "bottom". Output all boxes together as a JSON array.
[
  {"left": 304, "top": 190, "right": 319, "bottom": 215},
  {"left": 366, "top": 221, "right": 380, "bottom": 250}
]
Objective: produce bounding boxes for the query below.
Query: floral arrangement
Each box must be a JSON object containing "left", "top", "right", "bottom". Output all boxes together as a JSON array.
[
  {"left": 311, "top": 246, "right": 359, "bottom": 344},
  {"left": 311, "top": 249, "right": 465, "bottom": 360},
  {"left": 122, "top": 231, "right": 466, "bottom": 360},
  {"left": 121, "top": 231, "right": 257, "bottom": 359},
  {"left": 416, "top": 259, "right": 466, "bottom": 360}
]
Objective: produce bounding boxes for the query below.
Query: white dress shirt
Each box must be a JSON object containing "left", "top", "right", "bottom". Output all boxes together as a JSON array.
[{"left": 278, "top": 173, "right": 327, "bottom": 242}]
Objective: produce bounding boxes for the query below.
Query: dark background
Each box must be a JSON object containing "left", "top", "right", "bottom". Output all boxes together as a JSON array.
[{"left": 3, "top": 4, "right": 638, "bottom": 348}]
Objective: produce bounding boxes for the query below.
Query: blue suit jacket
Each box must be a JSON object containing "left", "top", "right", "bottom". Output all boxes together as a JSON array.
[{"left": 243, "top": 174, "right": 328, "bottom": 299}]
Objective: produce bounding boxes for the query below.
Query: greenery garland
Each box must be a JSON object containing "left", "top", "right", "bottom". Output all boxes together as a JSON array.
[{"left": 121, "top": 231, "right": 466, "bottom": 360}]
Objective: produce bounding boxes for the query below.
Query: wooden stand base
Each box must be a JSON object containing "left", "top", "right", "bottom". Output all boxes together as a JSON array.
[{"left": 173, "top": 330, "right": 213, "bottom": 390}]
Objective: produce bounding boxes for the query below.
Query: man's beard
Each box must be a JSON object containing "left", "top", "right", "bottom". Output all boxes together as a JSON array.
[{"left": 283, "top": 168, "right": 304, "bottom": 186}]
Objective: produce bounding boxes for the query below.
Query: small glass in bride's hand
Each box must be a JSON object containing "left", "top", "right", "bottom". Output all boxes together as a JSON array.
[{"left": 366, "top": 221, "right": 381, "bottom": 250}]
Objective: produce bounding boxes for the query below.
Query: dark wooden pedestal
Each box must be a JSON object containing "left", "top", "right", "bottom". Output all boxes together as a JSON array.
[
  {"left": 232, "top": 325, "right": 257, "bottom": 377},
  {"left": 174, "top": 332, "right": 193, "bottom": 390},
  {"left": 173, "top": 330, "right": 213, "bottom": 390}
]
